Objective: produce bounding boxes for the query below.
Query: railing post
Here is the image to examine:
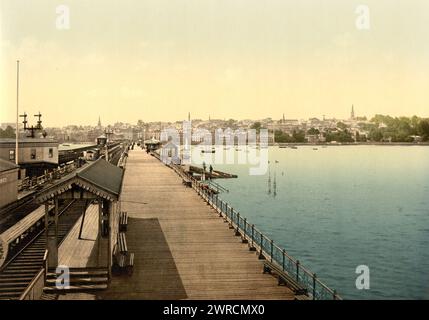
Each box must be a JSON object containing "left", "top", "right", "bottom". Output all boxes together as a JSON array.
[
  {"left": 296, "top": 260, "right": 300, "bottom": 283},
  {"left": 235, "top": 212, "right": 241, "bottom": 236},
  {"left": 242, "top": 218, "right": 249, "bottom": 243},
  {"left": 282, "top": 249, "right": 286, "bottom": 271},
  {"left": 270, "top": 239, "right": 274, "bottom": 263},
  {"left": 312, "top": 273, "right": 317, "bottom": 300},
  {"left": 333, "top": 290, "right": 338, "bottom": 300},
  {"left": 229, "top": 208, "right": 235, "bottom": 229},
  {"left": 258, "top": 233, "right": 265, "bottom": 259},
  {"left": 249, "top": 224, "right": 256, "bottom": 251}
]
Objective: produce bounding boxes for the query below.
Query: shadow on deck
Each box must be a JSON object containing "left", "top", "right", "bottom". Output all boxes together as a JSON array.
[{"left": 99, "top": 217, "right": 187, "bottom": 300}]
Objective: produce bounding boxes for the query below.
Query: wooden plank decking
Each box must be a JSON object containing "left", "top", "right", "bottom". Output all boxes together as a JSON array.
[{"left": 98, "top": 149, "right": 295, "bottom": 300}]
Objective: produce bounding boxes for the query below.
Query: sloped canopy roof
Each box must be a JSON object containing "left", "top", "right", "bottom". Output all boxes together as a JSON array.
[
  {"left": 36, "top": 159, "right": 124, "bottom": 203},
  {"left": 0, "top": 159, "right": 19, "bottom": 173},
  {"left": 144, "top": 138, "right": 160, "bottom": 144}
]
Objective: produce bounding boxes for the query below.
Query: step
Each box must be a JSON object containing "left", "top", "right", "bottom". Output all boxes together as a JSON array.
[
  {"left": 43, "top": 284, "right": 108, "bottom": 293},
  {"left": 0, "top": 286, "right": 26, "bottom": 293},
  {"left": 47, "top": 270, "right": 108, "bottom": 279},
  {"left": 13, "top": 258, "right": 43, "bottom": 263},
  {"left": 9, "top": 260, "right": 43, "bottom": 265},
  {"left": 18, "top": 253, "right": 44, "bottom": 258},
  {"left": 21, "top": 250, "right": 45, "bottom": 254},
  {"left": 46, "top": 277, "right": 108, "bottom": 286},
  {"left": 0, "top": 281, "right": 31, "bottom": 288},
  {"left": 0, "top": 276, "right": 34, "bottom": 282},
  {"left": 0, "top": 291, "right": 21, "bottom": 299},
  {"left": 47, "top": 267, "right": 108, "bottom": 273},
  {"left": 2, "top": 266, "right": 41, "bottom": 272},
  {"left": 0, "top": 272, "right": 37, "bottom": 279},
  {"left": 40, "top": 293, "right": 58, "bottom": 300}
]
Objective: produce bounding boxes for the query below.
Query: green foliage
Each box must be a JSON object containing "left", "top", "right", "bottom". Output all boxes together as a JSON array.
[
  {"left": 324, "top": 130, "right": 354, "bottom": 143},
  {"left": 368, "top": 114, "right": 429, "bottom": 142},
  {"left": 274, "top": 129, "right": 305, "bottom": 143},
  {"left": 0, "top": 126, "right": 16, "bottom": 138},
  {"left": 336, "top": 122, "right": 348, "bottom": 130},
  {"left": 250, "top": 122, "right": 262, "bottom": 133},
  {"left": 307, "top": 127, "right": 320, "bottom": 135}
]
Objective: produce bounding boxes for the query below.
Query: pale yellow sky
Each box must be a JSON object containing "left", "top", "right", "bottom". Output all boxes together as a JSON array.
[{"left": 1, "top": 0, "right": 428, "bottom": 127}]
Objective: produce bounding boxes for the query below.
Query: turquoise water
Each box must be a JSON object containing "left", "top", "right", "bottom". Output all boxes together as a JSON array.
[{"left": 196, "top": 146, "right": 429, "bottom": 299}]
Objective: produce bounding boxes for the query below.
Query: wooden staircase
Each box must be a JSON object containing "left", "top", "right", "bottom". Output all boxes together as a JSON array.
[{"left": 43, "top": 268, "right": 108, "bottom": 294}]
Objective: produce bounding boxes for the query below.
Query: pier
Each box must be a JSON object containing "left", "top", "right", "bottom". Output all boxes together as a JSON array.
[
  {"left": 99, "top": 149, "right": 295, "bottom": 299},
  {"left": 1, "top": 146, "right": 340, "bottom": 300}
]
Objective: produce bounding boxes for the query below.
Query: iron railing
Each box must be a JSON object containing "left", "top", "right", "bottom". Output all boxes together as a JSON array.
[{"left": 170, "top": 164, "right": 341, "bottom": 300}]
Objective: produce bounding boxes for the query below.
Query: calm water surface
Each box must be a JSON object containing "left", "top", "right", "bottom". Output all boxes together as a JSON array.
[{"left": 196, "top": 146, "right": 429, "bottom": 299}]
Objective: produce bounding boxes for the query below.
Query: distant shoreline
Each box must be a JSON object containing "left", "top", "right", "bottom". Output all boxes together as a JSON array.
[{"left": 272, "top": 142, "right": 429, "bottom": 146}]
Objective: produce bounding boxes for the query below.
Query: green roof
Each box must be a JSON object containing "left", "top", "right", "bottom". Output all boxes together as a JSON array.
[
  {"left": 36, "top": 158, "right": 124, "bottom": 203},
  {"left": 77, "top": 159, "right": 124, "bottom": 196}
]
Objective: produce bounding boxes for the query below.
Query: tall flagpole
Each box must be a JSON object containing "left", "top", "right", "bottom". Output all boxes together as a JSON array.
[{"left": 15, "top": 60, "right": 19, "bottom": 165}]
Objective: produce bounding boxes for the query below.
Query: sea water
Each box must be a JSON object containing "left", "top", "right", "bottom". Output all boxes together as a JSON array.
[{"left": 202, "top": 146, "right": 429, "bottom": 299}]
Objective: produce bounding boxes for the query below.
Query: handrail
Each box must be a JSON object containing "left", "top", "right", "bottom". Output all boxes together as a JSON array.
[
  {"left": 19, "top": 268, "right": 45, "bottom": 300},
  {"left": 204, "top": 179, "right": 229, "bottom": 193},
  {"left": 0, "top": 200, "right": 75, "bottom": 272},
  {"left": 170, "top": 163, "right": 341, "bottom": 300}
]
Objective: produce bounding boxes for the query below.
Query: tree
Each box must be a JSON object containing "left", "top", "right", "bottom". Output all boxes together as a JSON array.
[
  {"left": 0, "top": 126, "right": 16, "bottom": 138},
  {"left": 418, "top": 119, "right": 429, "bottom": 141},
  {"left": 368, "top": 128, "right": 383, "bottom": 142},
  {"left": 337, "top": 122, "right": 348, "bottom": 131},
  {"left": 307, "top": 127, "right": 320, "bottom": 135},
  {"left": 250, "top": 122, "right": 262, "bottom": 133},
  {"left": 292, "top": 130, "right": 306, "bottom": 143},
  {"left": 274, "top": 130, "right": 294, "bottom": 143}
]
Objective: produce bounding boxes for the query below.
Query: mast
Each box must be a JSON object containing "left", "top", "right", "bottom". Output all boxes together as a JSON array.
[{"left": 15, "top": 60, "right": 19, "bottom": 165}]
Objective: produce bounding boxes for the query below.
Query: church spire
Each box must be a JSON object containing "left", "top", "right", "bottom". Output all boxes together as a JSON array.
[
  {"left": 351, "top": 105, "right": 355, "bottom": 120},
  {"left": 97, "top": 116, "right": 102, "bottom": 128}
]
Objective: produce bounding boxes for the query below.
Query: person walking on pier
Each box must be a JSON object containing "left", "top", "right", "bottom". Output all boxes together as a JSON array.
[
  {"left": 202, "top": 162, "right": 206, "bottom": 181},
  {"left": 209, "top": 164, "right": 213, "bottom": 179}
]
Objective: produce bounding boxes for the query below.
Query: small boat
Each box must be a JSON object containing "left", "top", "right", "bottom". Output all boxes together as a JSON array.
[
  {"left": 290, "top": 146, "right": 298, "bottom": 149},
  {"left": 313, "top": 148, "right": 318, "bottom": 150},
  {"left": 201, "top": 149, "right": 215, "bottom": 153}
]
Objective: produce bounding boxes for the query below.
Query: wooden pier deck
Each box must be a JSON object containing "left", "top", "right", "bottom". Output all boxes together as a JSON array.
[{"left": 98, "top": 149, "right": 295, "bottom": 300}]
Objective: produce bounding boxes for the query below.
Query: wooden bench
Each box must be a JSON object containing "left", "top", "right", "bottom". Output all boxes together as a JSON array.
[
  {"left": 126, "top": 253, "right": 134, "bottom": 276},
  {"left": 112, "top": 243, "right": 134, "bottom": 276},
  {"left": 119, "top": 211, "right": 128, "bottom": 232},
  {"left": 118, "top": 232, "right": 128, "bottom": 254},
  {"left": 263, "top": 260, "right": 308, "bottom": 296},
  {"left": 182, "top": 177, "right": 192, "bottom": 187}
]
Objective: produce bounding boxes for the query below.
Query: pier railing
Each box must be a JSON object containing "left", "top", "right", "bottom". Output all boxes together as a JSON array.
[{"left": 170, "top": 164, "right": 341, "bottom": 300}]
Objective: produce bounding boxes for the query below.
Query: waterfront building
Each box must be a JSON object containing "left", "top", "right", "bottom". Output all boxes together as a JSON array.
[
  {"left": 0, "top": 159, "right": 19, "bottom": 208},
  {"left": 0, "top": 138, "right": 59, "bottom": 177}
]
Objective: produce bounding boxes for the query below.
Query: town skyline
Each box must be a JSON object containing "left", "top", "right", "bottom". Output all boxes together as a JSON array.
[
  {"left": 2, "top": 108, "right": 428, "bottom": 129},
  {"left": 2, "top": 0, "right": 429, "bottom": 127}
]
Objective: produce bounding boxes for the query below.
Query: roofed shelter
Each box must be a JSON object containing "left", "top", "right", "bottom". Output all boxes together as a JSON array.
[
  {"left": 144, "top": 138, "right": 161, "bottom": 152},
  {"left": 35, "top": 159, "right": 124, "bottom": 278}
]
